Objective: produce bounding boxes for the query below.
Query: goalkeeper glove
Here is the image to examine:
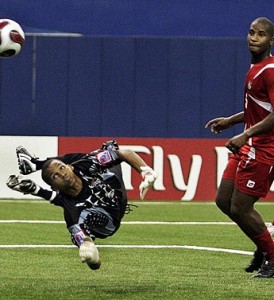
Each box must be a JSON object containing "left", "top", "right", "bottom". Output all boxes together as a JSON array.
[
  {"left": 6, "top": 175, "right": 40, "bottom": 195},
  {"left": 139, "top": 166, "right": 158, "bottom": 200},
  {"left": 16, "top": 146, "right": 38, "bottom": 174}
]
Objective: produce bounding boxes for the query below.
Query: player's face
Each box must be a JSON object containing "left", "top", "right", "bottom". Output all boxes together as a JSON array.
[
  {"left": 46, "top": 160, "right": 78, "bottom": 192},
  {"left": 247, "top": 21, "right": 274, "bottom": 58}
]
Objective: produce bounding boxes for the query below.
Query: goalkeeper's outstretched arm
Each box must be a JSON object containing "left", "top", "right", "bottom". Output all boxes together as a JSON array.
[
  {"left": 116, "top": 149, "right": 158, "bottom": 200},
  {"left": 6, "top": 175, "right": 57, "bottom": 201}
]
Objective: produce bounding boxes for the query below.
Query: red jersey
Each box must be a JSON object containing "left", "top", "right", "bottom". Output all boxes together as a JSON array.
[{"left": 241, "top": 56, "right": 274, "bottom": 165}]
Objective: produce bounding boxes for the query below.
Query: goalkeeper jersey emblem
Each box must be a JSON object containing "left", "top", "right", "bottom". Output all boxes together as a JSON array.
[{"left": 96, "top": 150, "right": 112, "bottom": 165}]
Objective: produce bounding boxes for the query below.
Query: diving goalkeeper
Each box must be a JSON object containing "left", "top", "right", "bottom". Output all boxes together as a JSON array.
[{"left": 7, "top": 140, "right": 157, "bottom": 270}]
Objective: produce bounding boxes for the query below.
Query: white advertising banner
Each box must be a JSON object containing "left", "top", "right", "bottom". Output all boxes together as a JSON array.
[{"left": 0, "top": 136, "right": 58, "bottom": 198}]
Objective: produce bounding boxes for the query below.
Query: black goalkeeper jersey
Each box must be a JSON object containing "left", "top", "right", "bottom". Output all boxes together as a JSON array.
[{"left": 39, "top": 150, "right": 128, "bottom": 230}]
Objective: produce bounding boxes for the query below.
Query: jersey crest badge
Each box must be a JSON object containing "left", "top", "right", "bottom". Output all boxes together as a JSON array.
[{"left": 96, "top": 150, "right": 112, "bottom": 165}]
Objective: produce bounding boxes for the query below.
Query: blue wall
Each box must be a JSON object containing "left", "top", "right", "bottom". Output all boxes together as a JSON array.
[
  {"left": 1, "top": 0, "right": 274, "bottom": 37},
  {"left": 1, "top": 0, "right": 270, "bottom": 138},
  {"left": 0, "top": 35, "right": 248, "bottom": 138}
]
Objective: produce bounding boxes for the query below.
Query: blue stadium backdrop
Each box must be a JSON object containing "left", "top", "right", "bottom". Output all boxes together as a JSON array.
[
  {"left": 0, "top": 0, "right": 273, "bottom": 138},
  {"left": 0, "top": 35, "right": 247, "bottom": 137}
]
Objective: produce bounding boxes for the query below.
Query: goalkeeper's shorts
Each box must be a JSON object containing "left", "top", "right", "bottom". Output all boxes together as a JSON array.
[{"left": 79, "top": 207, "right": 117, "bottom": 239}]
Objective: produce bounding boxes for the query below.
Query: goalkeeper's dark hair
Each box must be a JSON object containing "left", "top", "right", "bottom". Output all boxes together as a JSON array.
[{"left": 41, "top": 159, "right": 55, "bottom": 186}]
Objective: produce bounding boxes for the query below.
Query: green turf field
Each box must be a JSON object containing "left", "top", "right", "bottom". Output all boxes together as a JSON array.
[{"left": 1, "top": 199, "right": 274, "bottom": 300}]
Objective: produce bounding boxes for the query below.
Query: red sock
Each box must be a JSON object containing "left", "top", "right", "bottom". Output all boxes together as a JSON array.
[{"left": 252, "top": 229, "right": 274, "bottom": 261}]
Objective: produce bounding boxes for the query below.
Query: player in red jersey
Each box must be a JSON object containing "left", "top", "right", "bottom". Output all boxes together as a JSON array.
[{"left": 205, "top": 17, "right": 274, "bottom": 278}]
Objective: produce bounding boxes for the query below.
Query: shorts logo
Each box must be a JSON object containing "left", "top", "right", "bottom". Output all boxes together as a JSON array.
[{"left": 247, "top": 180, "right": 255, "bottom": 188}]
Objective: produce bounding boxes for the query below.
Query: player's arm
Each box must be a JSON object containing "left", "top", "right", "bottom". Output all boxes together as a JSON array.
[
  {"left": 6, "top": 175, "right": 58, "bottom": 202},
  {"left": 116, "top": 149, "right": 148, "bottom": 173},
  {"left": 243, "top": 73, "right": 274, "bottom": 137},
  {"left": 99, "top": 140, "right": 150, "bottom": 172},
  {"left": 226, "top": 73, "right": 274, "bottom": 153},
  {"left": 205, "top": 112, "right": 244, "bottom": 133},
  {"left": 116, "top": 149, "right": 158, "bottom": 200},
  {"left": 226, "top": 110, "right": 274, "bottom": 153},
  {"left": 98, "top": 140, "right": 158, "bottom": 200},
  {"left": 245, "top": 111, "right": 274, "bottom": 137}
]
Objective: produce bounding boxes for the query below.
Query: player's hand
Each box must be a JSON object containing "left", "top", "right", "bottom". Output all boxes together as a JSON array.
[
  {"left": 6, "top": 175, "right": 39, "bottom": 194},
  {"left": 16, "top": 146, "right": 38, "bottom": 174},
  {"left": 139, "top": 166, "right": 158, "bottom": 200},
  {"left": 205, "top": 117, "right": 231, "bottom": 134},
  {"left": 225, "top": 132, "right": 249, "bottom": 154}
]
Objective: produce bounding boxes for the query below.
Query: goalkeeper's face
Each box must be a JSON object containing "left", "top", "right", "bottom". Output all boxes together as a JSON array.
[{"left": 44, "top": 159, "right": 79, "bottom": 192}]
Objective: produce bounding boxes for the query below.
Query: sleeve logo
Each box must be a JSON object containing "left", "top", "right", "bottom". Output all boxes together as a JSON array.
[{"left": 96, "top": 151, "right": 112, "bottom": 165}]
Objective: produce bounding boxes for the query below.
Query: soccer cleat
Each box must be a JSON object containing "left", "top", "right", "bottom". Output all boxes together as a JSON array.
[
  {"left": 252, "top": 260, "right": 274, "bottom": 278},
  {"left": 267, "top": 221, "right": 274, "bottom": 238},
  {"left": 16, "top": 146, "right": 38, "bottom": 174},
  {"left": 79, "top": 237, "right": 101, "bottom": 270},
  {"left": 245, "top": 250, "right": 265, "bottom": 273}
]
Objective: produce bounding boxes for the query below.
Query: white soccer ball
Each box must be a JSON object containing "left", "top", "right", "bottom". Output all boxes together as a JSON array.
[{"left": 0, "top": 19, "right": 25, "bottom": 58}]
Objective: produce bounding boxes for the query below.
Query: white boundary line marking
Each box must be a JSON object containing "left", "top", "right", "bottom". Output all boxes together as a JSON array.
[
  {"left": 0, "top": 219, "right": 252, "bottom": 256},
  {"left": 0, "top": 220, "right": 64, "bottom": 224},
  {"left": 0, "top": 202, "right": 263, "bottom": 256},
  {"left": 1, "top": 199, "right": 274, "bottom": 205},
  {"left": 0, "top": 220, "right": 236, "bottom": 225},
  {"left": 123, "top": 221, "right": 236, "bottom": 225},
  {"left": 0, "top": 244, "right": 253, "bottom": 255}
]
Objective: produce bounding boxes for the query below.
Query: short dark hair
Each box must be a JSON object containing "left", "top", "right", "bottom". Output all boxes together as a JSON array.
[
  {"left": 41, "top": 159, "right": 56, "bottom": 186},
  {"left": 253, "top": 17, "right": 274, "bottom": 37}
]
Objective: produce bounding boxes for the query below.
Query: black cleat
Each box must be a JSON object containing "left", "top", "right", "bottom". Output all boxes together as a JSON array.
[
  {"left": 245, "top": 250, "right": 265, "bottom": 273},
  {"left": 16, "top": 146, "right": 38, "bottom": 174},
  {"left": 252, "top": 260, "right": 274, "bottom": 278}
]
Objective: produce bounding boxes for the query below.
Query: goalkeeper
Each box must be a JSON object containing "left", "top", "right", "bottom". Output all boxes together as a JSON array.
[{"left": 7, "top": 140, "right": 157, "bottom": 270}]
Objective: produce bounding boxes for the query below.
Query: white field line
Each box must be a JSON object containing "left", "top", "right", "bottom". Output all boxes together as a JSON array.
[
  {"left": 0, "top": 219, "right": 253, "bottom": 256},
  {"left": 0, "top": 201, "right": 265, "bottom": 256},
  {"left": 0, "top": 220, "right": 236, "bottom": 225},
  {"left": 1, "top": 199, "right": 274, "bottom": 206},
  {"left": 123, "top": 221, "right": 236, "bottom": 225},
  {"left": 0, "top": 244, "right": 253, "bottom": 256}
]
